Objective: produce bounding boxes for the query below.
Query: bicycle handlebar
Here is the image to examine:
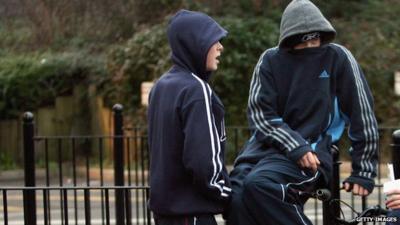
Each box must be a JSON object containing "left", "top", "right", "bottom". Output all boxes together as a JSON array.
[
  {"left": 310, "top": 189, "right": 389, "bottom": 225},
  {"left": 335, "top": 205, "right": 389, "bottom": 225}
]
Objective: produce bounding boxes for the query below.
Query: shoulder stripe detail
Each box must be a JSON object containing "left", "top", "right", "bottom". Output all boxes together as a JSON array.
[
  {"left": 190, "top": 73, "right": 224, "bottom": 192},
  {"left": 333, "top": 44, "right": 378, "bottom": 178},
  {"left": 248, "top": 47, "right": 300, "bottom": 151},
  {"left": 206, "top": 84, "right": 224, "bottom": 188}
]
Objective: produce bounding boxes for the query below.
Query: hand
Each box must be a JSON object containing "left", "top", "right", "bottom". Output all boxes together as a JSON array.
[
  {"left": 343, "top": 182, "right": 369, "bottom": 196},
  {"left": 386, "top": 189, "right": 400, "bottom": 209},
  {"left": 297, "top": 152, "right": 320, "bottom": 172}
]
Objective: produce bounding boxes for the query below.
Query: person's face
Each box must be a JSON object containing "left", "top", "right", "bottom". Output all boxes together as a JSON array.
[
  {"left": 294, "top": 38, "right": 321, "bottom": 49},
  {"left": 206, "top": 41, "right": 224, "bottom": 71}
]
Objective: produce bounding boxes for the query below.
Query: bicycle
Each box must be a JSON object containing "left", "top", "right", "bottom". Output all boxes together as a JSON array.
[{"left": 312, "top": 188, "right": 395, "bottom": 225}]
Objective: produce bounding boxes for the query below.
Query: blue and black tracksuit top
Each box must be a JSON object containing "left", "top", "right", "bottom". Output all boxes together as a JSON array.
[
  {"left": 147, "top": 10, "right": 231, "bottom": 217},
  {"left": 236, "top": 44, "right": 379, "bottom": 192}
]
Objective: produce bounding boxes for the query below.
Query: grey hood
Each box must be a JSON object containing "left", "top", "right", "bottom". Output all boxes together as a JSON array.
[{"left": 279, "top": 0, "right": 336, "bottom": 48}]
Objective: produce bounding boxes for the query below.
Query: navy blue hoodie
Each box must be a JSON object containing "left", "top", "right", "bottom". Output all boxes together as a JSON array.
[
  {"left": 236, "top": 44, "right": 379, "bottom": 192},
  {"left": 147, "top": 10, "right": 231, "bottom": 217}
]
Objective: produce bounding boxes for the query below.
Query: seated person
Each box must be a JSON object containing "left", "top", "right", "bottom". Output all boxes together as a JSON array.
[{"left": 226, "top": 1, "right": 379, "bottom": 225}]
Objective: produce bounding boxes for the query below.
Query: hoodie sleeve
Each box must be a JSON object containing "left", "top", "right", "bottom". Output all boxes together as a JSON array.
[
  {"left": 247, "top": 49, "right": 312, "bottom": 163},
  {"left": 336, "top": 46, "right": 379, "bottom": 193},
  {"left": 181, "top": 83, "right": 231, "bottom": 201}
]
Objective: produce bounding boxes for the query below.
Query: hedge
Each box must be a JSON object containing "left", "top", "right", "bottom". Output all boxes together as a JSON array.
[{"left": 0, "top": 52, "right": 107, "bottom": 119}]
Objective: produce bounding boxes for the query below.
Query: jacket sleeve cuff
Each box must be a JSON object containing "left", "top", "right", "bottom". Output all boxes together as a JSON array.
[
  {"left": 287, "top": 145, "right": 312, "bottom": 163},
  {"left": 343, "top": 175, "right": 375, "bottom": 193}
]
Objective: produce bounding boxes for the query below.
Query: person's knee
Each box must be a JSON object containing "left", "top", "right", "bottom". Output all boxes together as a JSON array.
[
  {"left": 242, "top": 173, "right": 282, "bottom": 201},
  {"left": 242, "top": 173, "right": 268, "bottom": 196}
]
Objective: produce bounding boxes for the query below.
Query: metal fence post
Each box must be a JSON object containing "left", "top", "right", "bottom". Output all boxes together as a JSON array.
[
  {"left": 323, "top": 147, "right": 341, "bottom": 225},
  {"left": 113, "top": 104, "right": 125, "bottom": 225},
  {"left": 392, "top": 130, "right": 400, "bottom": 179},
  {"left": 23, "top": 112, "right": 37, "bottom": 225}
]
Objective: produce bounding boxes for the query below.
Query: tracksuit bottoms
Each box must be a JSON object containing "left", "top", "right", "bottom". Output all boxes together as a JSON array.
[{"left": 227, "top": 151, "right": 325, "bottom": 225}]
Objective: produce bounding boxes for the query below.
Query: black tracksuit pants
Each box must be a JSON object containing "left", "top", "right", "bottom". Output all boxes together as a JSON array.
[
  {"left": 227, "top": 152, "right": 324, "bottom": 225},
  {"left": 155, "top": 215, "right": 217, "bottom": 225}
]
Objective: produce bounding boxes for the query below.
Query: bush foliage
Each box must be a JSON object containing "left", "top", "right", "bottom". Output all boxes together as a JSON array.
[
  {"left": 1, "top": 0, "right": 399, "bottom": 128},
  {"left": 106, "top": 17, "right": 279, "bottom": 124},
  {"left": 106, "top": 0, "right": 400, "bottom": 126},
  {"left": 0, "top": 52, "right": 106, "bottom": 119}
]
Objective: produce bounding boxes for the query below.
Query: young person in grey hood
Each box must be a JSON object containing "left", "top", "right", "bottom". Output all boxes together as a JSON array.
[
  {"left": 147, "top": 9, "right": 232, "bottom": 225},
  {"left": 226, "top": 1, "right": 379, "bottom": 225}
]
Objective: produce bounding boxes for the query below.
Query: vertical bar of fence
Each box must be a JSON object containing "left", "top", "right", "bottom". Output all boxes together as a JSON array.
[
  {"left": 99, "top": 138, "right": 105, "bottom": 225},
  {"left": 105, "top": 189, "right": 110, "bottom": 225},
  {"left": 127, "top": 138, "right": 132, "bottom": 185},
  {"left": 63, "top": 189, "right": 69, "bottom": 225},
  {"left": 23, "top": 112, "right": 37, "bottom": 225},
  {"left": 314, "top": 199, "right": 318, "bottom": 225},
  {"left": 84, "top": 189, "right": 91, "bottom": 225},
  {"left": 44, "top": 139, "right": 51, "bottom": 225},
  {"left": 377, "top": 131, "right": 382, "bottom": 207},
  {"left": 126, "top": 138, "right": 132, "bottom": 225},
  {"left": 113, "top": 104, "right": 125, "bottom": 225},
  {"left": 351, "top": 194, "right": 355, "bottom": 217},
  {"left": 125, "top": 189, "right": 132, "bottom": 225},
  {"left": 3, "top": 189, "right": 8, "bottom": 225},
  {"left": 145, "top": 136, "right": 151, "bottom": 223},
  {"left": 392, "top": 130, "right": 400, "bottom": 179},
  {"left": 146, "top": 188, "right": 151, "bottom": 225},
  {"left": 323, "top": 146, "right": 340, "bottom": 225},
  {"left": 134, "top": 129, "right": 140, "bottom": 225},
  {"left": 58, "top": 139, "right": 64, "bottom": 225},
  {"left": 362, "top": 196, "right": 367, "bottom": 225},
  {"left": 45, "top": 139, "right": 50, "bottom": 185},
  {"left": 141, "top": 136, "right": 147, "bottom": 222},
  {"left": 43, "top": 189, "right": 49, "bottom": 225},
  {"left": 85, "top": 138, "right": 91, "bottom": 186},
  {"left": 85, "top": 138, "right": 91, "bottom": 225},
  {"left": 72, "top": 139, "right": 78, "bottom": 225}
]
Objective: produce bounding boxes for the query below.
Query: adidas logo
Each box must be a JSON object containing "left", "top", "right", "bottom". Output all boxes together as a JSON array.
[{"left": 319, "top": 70, "right": 330, "bottom": 78}]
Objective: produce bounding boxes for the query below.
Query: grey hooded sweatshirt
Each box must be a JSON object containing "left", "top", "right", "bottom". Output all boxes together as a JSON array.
[{"left": 237, "top": 0, "right": 379, "bottom": 192}]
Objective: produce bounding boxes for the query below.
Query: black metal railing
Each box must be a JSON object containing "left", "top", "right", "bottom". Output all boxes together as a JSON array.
[
  {"left": 1, "top": 104, "right": 151, "bottom": 225},
  {"left": 0, "top": 103, "right": 399, "bottom": 225},
  {"left": 1, "top": 186, "right": 150, "bottom": 225}
]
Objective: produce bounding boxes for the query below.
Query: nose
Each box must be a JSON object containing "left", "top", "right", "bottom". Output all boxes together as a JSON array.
[{"left": 217, "top": 42, "right": 224, "bottom": 52}]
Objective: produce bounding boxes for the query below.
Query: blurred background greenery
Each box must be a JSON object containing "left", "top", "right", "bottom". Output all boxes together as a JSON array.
[{"left": 0, "top": 0, "right": 399, "bottom": 166}]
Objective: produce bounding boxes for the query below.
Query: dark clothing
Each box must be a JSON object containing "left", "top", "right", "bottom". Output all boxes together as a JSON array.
[
  {"left": 228, "top": 43, "right": 378, "bottom": 225},
  {"left": 148, "top": 9, "right": 231, "bottom": 218},
  {"left": 228, "top": 150, "right": 323, "bottom": 225},
  {"left": 387, "top": 210, "right": 400, "bottom": 225},
  {"left": 155, "top": 215, "right": 217, "bottom": 225},
  {"left": 228, "top": 1, "right": 379, "bottom": 225},
  {"left": 243, "top": 44, "right": 378, "bottom": 192}
]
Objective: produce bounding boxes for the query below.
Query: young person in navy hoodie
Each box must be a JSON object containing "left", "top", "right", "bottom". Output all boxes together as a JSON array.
[
  {"left": 147, "top": 9, "right": 232, "bottom": 225},
  {"left": 227, "top": 1, "right": 379, "bottom": 225}
]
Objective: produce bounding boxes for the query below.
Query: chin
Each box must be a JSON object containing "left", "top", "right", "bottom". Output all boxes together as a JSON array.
[{"left": 206, "top": 66, "right": 218, "bottom": 72}]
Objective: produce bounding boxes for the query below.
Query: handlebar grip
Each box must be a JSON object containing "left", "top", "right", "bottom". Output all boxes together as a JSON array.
[
  {"left": 373, "top": 205, "right": 389, "bottom": 216},
  {"left": 316, "top": 188, "right": 331, "bottom": 201}
]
